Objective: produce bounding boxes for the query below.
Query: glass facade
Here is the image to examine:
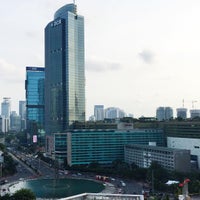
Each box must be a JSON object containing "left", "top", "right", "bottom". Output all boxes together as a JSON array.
[
  {"left": 54, "top": 129, "right": 165, "bottom": 166},
  {"left": 54, "top": 133, "right": 68, "bottom": 164},
  {"left": 25, "top": 67, "right": 45, "bottom": 130},
  {"left": 1, "top": 97, "right": 11, "bottom": 118},
  {"left": 45, "top": 4, "right": 85, "bottom": 134}
]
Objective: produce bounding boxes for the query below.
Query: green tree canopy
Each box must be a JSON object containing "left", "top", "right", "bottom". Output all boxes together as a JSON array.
[{"left": 12, "top": 188, "right": 36, "bottom": 200}]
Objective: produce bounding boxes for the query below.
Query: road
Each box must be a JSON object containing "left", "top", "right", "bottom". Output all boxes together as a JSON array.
[{"left": 2, "top": 149, "right": 143, "bottom": 197}]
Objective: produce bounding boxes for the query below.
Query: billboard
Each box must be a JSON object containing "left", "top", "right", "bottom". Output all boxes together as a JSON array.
[{"left": 33, "top": 135, "right": 37, "bottom": 143}]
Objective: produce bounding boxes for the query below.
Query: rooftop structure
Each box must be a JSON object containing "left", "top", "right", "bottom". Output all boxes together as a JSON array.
[{"left": 60, "top": 193, "right": 144, "bottom": 200}]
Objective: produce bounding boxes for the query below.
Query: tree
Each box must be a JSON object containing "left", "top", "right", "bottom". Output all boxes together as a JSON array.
[
  {"left": 0, "top": 194, "right": 10, "bottom": 200},
  {"left": 12, "top": 188, "right": 36, "bottom": 200},
  {"left": 147, "top": 161, "right": 169, "bottom": 191},
  {"left": 3, "top": 153, "right": 17, "bottom": 176}
]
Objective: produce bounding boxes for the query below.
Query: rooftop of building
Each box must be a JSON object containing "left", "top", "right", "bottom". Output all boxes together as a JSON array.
[
  {"left": 60, "top": 193, "right": 144, "bottom": 200},
  {"left": 125, "top": 144, "right": 190, "bottom": 153}
]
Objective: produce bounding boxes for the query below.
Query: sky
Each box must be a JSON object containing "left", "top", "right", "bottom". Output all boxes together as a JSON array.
[{"left": 1, "top": 0, "right": 200, "bottom": 119}]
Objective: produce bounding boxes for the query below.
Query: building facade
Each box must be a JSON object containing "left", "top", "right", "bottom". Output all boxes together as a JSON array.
[
  {"left": 165, "top": 121, "right": 200, "bottom": 169},
  {"left": 53, "top": 129, "right": 164, "bottom": 166},
  {"left": 45, "top": 3, "right": 85, "bottom": 134},
  {"left": 176, "top": 108, "right": 187, "bottom": 119},
  {"left": 104, "top": 107, "right": 126, "bottom": 119},
  {"left": 1, "top": 97, "right": 11, "bottom": 131},
  {"left": 10, "top": 111, "right": 21, "bottom": 132},
  {"left": 165, "top": 107, "right": 173, "bottom": 120},
  {"left": 190, "top": 109, "right": 200, "bottom": 119},
  {"left": 94, "top": 105, "right": 104, "bottom": 121},
  {"left": 19, "top": 100, "right": 26, "bottom": 130},
  {"left": 0, "top": 116, "right": 9, "bottom": 133},
  {"left": 124, "top": 144, "right": 191, "bottom": 173},
  {"left": 25, "top": 67, "right": 45, "bottom": 139},
  {"left": 1, "top": 97, "right": 11, "bottom": 118},
  {"left": 156, "top": 107, "right": 173, "bottom": 121}
]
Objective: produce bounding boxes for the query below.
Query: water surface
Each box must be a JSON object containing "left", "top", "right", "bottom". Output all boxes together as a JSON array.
[{"left": 10, "top": 178, "right": 104, "bottom": 199}]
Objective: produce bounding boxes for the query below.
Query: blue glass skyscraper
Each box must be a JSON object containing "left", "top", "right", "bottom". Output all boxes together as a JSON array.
[
  {"left": 25, "top": 67, "right": 45, "bottom": 132},
  {"left": 45, "top": 4, "right": 85, "bottom": 134}
]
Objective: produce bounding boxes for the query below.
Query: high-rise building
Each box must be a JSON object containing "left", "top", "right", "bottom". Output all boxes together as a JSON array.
[
  {"left": 1, "top": 97, "right": 11, "bottom": 118},
  {"left": 94, "top": 105, "right": 104, "bottom": 121},
  {"left": 165, "top": 107, "right": 173, "bottom": 120},
  {"left": 25, "top": 67, "right": 45, "bottom": 136},
  {"left": 45, "top": 3, "right": 85, "bottom": 134},
  {"left": 156, "top": 107, "right": 165, "bottom": 121},
  {"left": 19, "top": 101, "right": 26, "bottom": 119},
  {"left": 104, "top": 107, "right": 126, "bottom": 119},
  {"left": 176, "top": 108, "right": 187, "bottom": 119},
  {"left": 19, "top": 100, "right": 26, "bottom": 130},
  {"left": 10, "top": 111, "right": 21, "bottom": 132},
  {"left": 1, "top": 97, "right": 11, "bottom": 131},
  {"left": 0, "top": 116, "right": 9, "bottom": 133},
  {"left": 156, "top": 106, "right": 173, "bottom": 121},
  {"left": 190, "top": 109, "right": 200, "bottom": 119}
]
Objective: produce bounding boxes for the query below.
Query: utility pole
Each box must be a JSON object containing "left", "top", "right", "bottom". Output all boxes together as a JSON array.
[{"left": 152, "top": 170, "right": 154, "bottom": 194}]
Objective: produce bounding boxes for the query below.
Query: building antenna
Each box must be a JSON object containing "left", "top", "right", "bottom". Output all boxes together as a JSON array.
[{"left": 73, "top": 0, "right": 77, "bottom": 15}]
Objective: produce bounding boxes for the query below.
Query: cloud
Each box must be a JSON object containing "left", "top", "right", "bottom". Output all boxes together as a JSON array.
[
  {"left": 0, "top": 58, "right": 24, "bottom": 82},
  {"left": 86, "top": 59, "right": 121, "bottom": 72},
  {"left": 25, "top": 31, "right": 37, "bottom": 38},
  {"left": 138, "top": 49, "right": 155, "bottom": 64}
]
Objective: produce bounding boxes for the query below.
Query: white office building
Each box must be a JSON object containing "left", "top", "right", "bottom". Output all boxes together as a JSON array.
[
  {"left": 125, "top": 144, "right": 190, "bottom": 173},
  {"left": 94, "top": 105, "right": 104, "bottom": 121},
  {"left": 105, "top": 107, "right": 126, "bottom": 119},
  {"left": 1, "top": 97, "right": 11, "bottom": 118}
]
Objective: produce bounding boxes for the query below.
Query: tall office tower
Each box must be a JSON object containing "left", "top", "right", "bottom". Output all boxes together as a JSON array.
[
  {"left": 45, "top": 3, "right": 85, "bottom": 134},
  {"left": 156, "top": 107, "right": 165, "bottom": 121},
  {"left": 176, "top": 108, "right": 187, "bottom": 119},
  {"left": 25, "top": 67, "right": 45, "bottom": 136},
  {"left": 105, "top": 107, "right": 126, "bottom": 119},
  {"left": 1, "top": 97, "right": 11, "bottom": 131},
  {"left": 190, "top": 109, "right": 200, "bottom": 119},
  {"left": 10, "top": 111, "right": 21, "bottom": 132},
  {"left": 19, "top": 100, "right": 26, "bottom": 130},
  {"left": 1, "top": 97, "right": 11, "bottom": 118},
  {"left": 0, "top": 116, "right": 9, "bottom": 133},
  {"left": 156, "top": 106, "right": 173, "bottom": 121},
  {"left": 165, "top": 107, "right": 173, "bottom": 120},
  {"left": 94, "top": 105, "right": 104, "bottom": 121}
]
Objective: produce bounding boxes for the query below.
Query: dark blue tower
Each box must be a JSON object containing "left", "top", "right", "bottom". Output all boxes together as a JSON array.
[{"left": 45, "top": 4, "right": 85, "bottom": 134}]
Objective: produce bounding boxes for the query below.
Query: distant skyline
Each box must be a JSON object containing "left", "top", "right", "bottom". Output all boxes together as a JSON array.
[{"left": 1, "top": 0, "right": 200, "bottom": 119}]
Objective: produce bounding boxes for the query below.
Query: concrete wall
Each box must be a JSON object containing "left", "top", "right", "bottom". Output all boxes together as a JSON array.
[{"left": 167, "top": 137, "right": 200, "bottom": 169}]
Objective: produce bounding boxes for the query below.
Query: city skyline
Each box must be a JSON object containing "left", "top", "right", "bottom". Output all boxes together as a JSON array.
[{"left": 1, "top": 0, "right": 200, "bottom": 118}]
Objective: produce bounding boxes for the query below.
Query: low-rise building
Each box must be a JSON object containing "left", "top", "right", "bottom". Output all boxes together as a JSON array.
[{"left": 124, "top": 144, "right": 190, "bottom": 173}]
